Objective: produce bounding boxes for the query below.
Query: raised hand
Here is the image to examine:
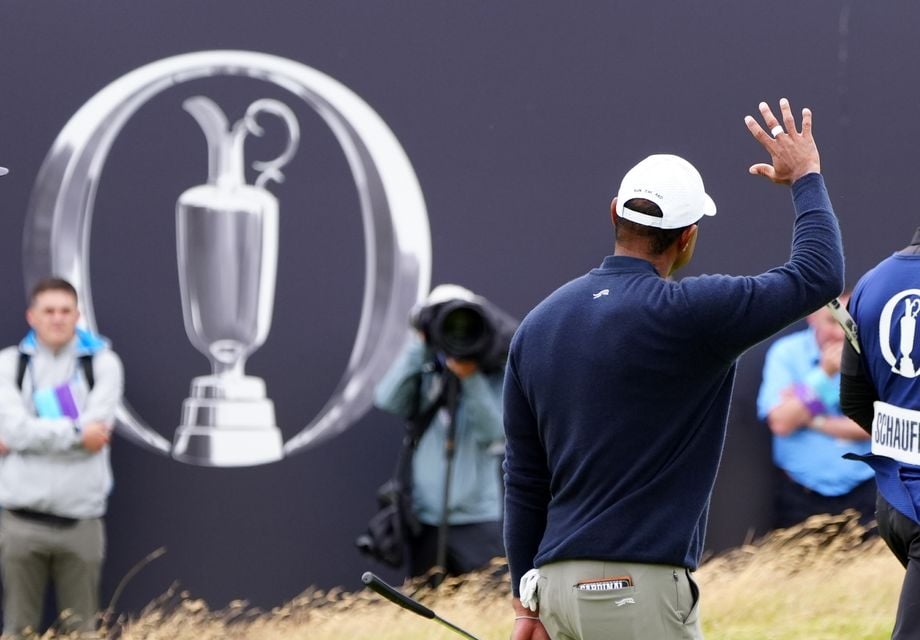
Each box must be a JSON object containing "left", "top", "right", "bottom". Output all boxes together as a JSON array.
[{"left": 745, "top": 98, "right": 820, "bottom": 185}]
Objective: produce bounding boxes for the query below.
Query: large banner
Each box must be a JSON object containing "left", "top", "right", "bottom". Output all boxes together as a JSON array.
[{"left": 23, "top": 50, "right": 432, "bottom": 465}]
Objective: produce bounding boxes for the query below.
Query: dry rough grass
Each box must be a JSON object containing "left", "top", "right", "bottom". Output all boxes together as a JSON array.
[
  {"left": 29, "top": 511, "right": 905, "bottom": 639},
  {"left": 698, "top": 511, "right": 901, "bottom": 640}
]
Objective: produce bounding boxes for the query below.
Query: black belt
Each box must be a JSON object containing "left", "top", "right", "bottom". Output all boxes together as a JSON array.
[{"left": 8, "top": 508, "right": 79, "bottom": 527}]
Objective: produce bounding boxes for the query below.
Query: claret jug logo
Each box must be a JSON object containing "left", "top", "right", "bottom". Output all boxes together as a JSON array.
[
  {"left": 879, "top": 289, "right": 920, "bottom": 378},
  {"left": 22, "top": 51, "right": 432, "bottom": 467}
]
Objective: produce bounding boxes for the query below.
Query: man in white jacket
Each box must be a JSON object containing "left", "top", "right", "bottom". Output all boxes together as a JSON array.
[{"left": 0, "top": 277, "right": 123, "bottom": 638}]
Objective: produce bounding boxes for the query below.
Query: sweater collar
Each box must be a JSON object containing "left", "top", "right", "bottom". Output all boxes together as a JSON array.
[{"left": 594, "top": 255, "right": 660, "bottom": 274}]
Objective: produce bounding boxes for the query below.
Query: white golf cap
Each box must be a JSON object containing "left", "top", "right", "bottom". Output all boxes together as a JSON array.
[
  {"left": 616, "top": 154, "right": 716, "bottom": 229},
  {"left": 0, "top": 167, "right": 8, "bottom": 176},
  {"left": 426, "top": 283, "right": 475, "bottom": 305}
]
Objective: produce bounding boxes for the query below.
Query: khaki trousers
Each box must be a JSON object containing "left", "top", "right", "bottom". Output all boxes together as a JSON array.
[
  {"left": 0, "top": 510, "right": 105, "bottom": 638},
  {"left": 536, "top": 560, "right": 702, "bottom": 640}
]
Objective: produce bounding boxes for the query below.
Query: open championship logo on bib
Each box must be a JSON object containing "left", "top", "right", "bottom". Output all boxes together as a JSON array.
[{"left": 879, "top": 289, "right": 920, "bottom": 378}]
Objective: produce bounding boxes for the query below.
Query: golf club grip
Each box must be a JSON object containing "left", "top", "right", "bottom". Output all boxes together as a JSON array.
[
  {"left": 825, "top": 297, "right": 861, "bottom": 354},
  {"left": 362, "top": 572, "right": 435, "bottom": 619}
]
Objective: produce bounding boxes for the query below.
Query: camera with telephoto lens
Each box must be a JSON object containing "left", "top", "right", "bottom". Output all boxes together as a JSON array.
[{"left": 410, "top": 287, "right": 518, "bottom": 373}]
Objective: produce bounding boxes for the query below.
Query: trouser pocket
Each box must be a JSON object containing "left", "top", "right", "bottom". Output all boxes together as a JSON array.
[
  {"left": 574, "top": 585, "right": 641, "bottom": 638},
  {"left": 673, "top": 568, "right": 700, "bottom": 625}
]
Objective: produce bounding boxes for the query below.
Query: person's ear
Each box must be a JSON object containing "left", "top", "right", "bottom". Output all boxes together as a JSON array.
[
  {"left": 679, "top": 225, "right": 698, "bottom": 253},
  {"left": 670, "top": 224, "right": 699, "bottom": 275},
  {"left": 610, "top": 197, "right": 619, "bottom": 225}
]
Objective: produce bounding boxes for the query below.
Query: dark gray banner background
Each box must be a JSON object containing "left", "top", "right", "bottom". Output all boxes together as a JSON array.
[{"left": 0, "top": 0, "right": 910, "bottom": 616}]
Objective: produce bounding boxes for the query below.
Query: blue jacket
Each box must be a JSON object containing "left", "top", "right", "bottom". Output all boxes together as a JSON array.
[
  {"left": 503, "top": 174, "right": 844, "bottom": 594},
  {"left": 374, "top": 336, "right": 505, "bottom": 526},
  {"left": 844, "top": 249, "right": 920, "bottom": 524}
]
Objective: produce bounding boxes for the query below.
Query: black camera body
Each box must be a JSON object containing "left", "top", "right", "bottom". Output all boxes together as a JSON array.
[{"left": 410, "top": 291, "right": 517, "bottom": 373}]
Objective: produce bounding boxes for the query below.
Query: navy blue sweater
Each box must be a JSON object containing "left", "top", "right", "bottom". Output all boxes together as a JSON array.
[{"left": 503, "top": 174, "right": 843, "bottom": 595}]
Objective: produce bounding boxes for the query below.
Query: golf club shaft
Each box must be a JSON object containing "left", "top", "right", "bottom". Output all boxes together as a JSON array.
[
  {"left": 433, "top": 616, "right": 482, "bottom": 640},
  {"left": 362, "top": 571, "right": 434, "bottom": 619},
  {"left": 361, "top": 572, "right": 482, "bottom": 640}
]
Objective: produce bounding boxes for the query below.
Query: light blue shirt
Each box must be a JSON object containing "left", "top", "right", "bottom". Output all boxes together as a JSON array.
[{"left": 757, "top": 328, "right": 873, "bottom": 495}]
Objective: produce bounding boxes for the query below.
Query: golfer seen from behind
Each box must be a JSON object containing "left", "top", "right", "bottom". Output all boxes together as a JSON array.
[{"left": 503, "top": 99, "right": 844, "bottom": 640}]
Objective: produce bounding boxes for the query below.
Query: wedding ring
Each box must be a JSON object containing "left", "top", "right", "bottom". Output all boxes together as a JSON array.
[{"left": 770, "top": 125, "right": 785, "bottom": 137}]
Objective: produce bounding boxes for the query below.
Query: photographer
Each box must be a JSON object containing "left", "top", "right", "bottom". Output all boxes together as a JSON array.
[{"left": 373, "top": 284, "right": 514, "bottom": 579}]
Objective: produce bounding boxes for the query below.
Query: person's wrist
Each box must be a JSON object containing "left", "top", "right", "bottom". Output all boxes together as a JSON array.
[
  {"left": 512, "top": 597, "right": 538, "bottom": 616},
  {"left": 790, "top": 166, "right": 821, "bottom": 185},
  {"left": 792, "top": 382, "right": 826, "bottom": 417},
  {"left": 804, "top": 366, "right": 840, "bottom": 410},
  {"left": 810, "top": 415, "right": 827, "bottom": 432}
]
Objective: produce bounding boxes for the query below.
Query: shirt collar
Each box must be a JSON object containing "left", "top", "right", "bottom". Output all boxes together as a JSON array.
[
  {"left": 896, "top": 228, "right": 920, "bottom": 256},
  {"left": 19, "top": 328, "right": 108, "bottom": 356},
  {"left": 909, "top": 227, "right": 920, "bottom": 247}
]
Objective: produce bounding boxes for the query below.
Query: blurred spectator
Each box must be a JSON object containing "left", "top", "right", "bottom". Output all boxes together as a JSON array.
[
  {"left": 757, "top": 296, "right": 874, "bottom": 529},
  {"left": 0, "top": 277, "right": 123, "bottom": 638}
]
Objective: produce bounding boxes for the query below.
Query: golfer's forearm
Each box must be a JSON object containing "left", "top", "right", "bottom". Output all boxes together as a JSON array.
[{"left": 504, "top": 492, "right": 547, "bottom": 597}]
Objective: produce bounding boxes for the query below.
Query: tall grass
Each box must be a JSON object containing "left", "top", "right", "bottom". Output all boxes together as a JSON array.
[
  {"left": 42, "top": 512, "right": 907, "bottom": 639},
  {"left": 698, "top": 512, "right": 900, "bottom": 640}
]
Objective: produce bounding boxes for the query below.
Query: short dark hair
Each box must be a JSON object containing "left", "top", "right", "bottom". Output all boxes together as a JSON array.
[
  {"left": 615, "top": 198, "right": 691, "bottom": 255},
  {"left": 30, "top": 277, "right": 78, "bottom": 305}
]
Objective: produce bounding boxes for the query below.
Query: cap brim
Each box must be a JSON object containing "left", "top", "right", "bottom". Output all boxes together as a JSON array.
[
  {"left": 702, "top": 194, "right": 716, "bottom": 216},
  {"left": 0, "top": 167, "right": 8, "bottom": 177}
]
